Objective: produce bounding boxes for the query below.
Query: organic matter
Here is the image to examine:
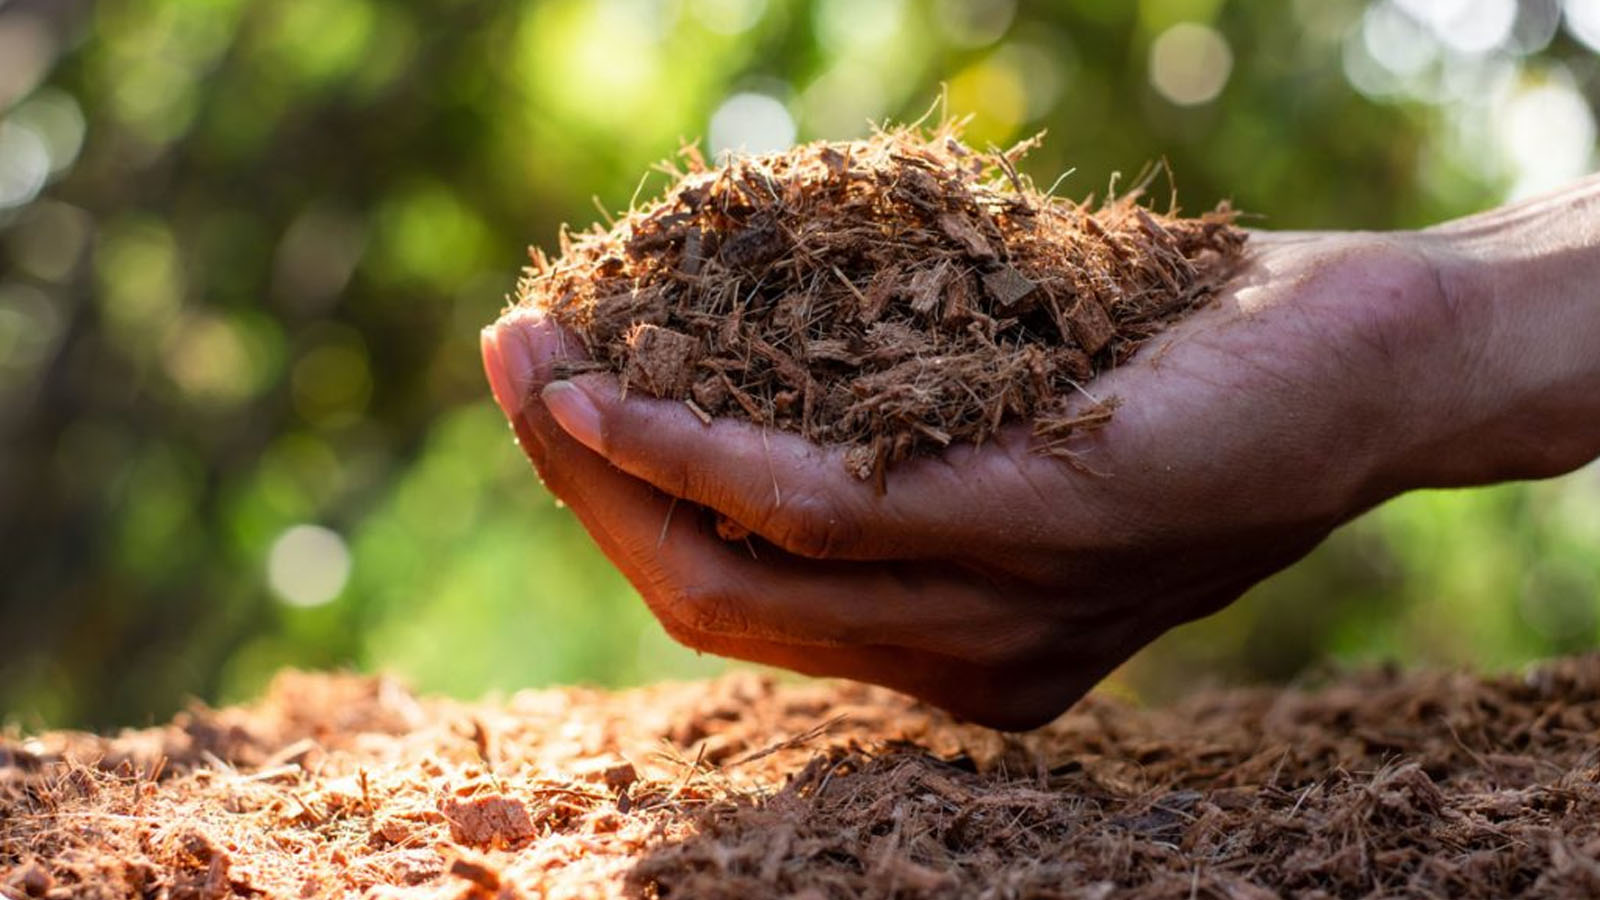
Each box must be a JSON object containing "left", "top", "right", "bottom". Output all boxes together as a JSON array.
[{"left": 514, "top": 122, "right": 1244, "bottom": 482}]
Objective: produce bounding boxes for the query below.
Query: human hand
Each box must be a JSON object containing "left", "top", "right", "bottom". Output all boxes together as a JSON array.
[{"left": 483, "top": 210, "right": 1600, "bottom": 729}]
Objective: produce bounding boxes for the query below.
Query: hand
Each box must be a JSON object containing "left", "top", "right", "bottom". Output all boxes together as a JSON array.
[{"left": 482, "top": 215, "right": 1598, "bottom": 729}]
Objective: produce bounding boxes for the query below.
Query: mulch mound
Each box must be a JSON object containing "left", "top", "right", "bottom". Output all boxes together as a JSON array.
[
  {"left": 8, "top": 660, "right": 1600, "bottom": 899},
  {"left": 514, "top": 123, "right": 1243, "bottom": 482}
]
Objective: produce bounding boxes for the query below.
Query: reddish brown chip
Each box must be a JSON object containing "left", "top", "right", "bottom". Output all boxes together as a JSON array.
[{"left": 513, "top": 122, "right": 1244, "bottom": 481}]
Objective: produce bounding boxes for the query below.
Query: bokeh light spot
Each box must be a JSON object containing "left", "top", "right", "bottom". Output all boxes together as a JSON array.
[
  {"left": 1508, "top": 0, "right": 1563, "bottom": 55},
  {"left": 0, "top": 13, "right": 56, "bottom": 111},
  {"left": 373, "top": 182, "right": 490, "bottom": 290},
  {"left": 690, "top": 0, "right": 767, "bottom": 35},
  {"left": 1363, "top": 2, "right": 1440, "bottom": 78},
  {"left": 106, "top": 52, "right": 198, "bottom": 146},
  {"left": 799, "top": 62, "right": 887, "bottom": 140},
  {"left": 9, "top": 88, "right": 85, "bottom": 177},
  {"left": 267, "top": 524, "right": 351, "bottom": 608},
  {"left": 1148, "top": 23, "right": 1233, "bottom": 106},
  {"left": 10, "top": 200, "right": 91, "bottom": 282},
  {"left": 263, "top": 0, "right": 377, "bottom": 87},
  {"left": 1497, "top": 75, "right": 1597, "bottom": 200},
  {"left": 1409, "top": 0, "right": 1517, "bottom": 54},
  {"left": 0, "top": 281, "right": 60, "bottom": 391},
  {"left": 0, "top": 120, "right": 49, "bottom": 210},
  {"left": 162, "top": 312, "right": 273, "bottom": 408},
  {"left": 993, "top": 41, "right": 1067, "bottom": 121},
  {"left": 96, "top": 219, "right": 182, "bottom": 349},
  {"left": 1392, "top": 0, "right": 1469, "bottom": 26},
  {"left": 522, "top": 0, "right": 664, "bottom": 129},
  {"left": 271, "top": 207, "right": 366, "bottom": 314},
  {"left": 1292, "top": 0, "right": 1363, "bottom": 42},
  {"left": 709, "top": 92, "right": 795, "bottom": 159},
  {"left": 1139, "top": 0, "right": 1227, "bottom": 32},
  {"left": 814, "top": 0, "right": 906, "bottom": 54},
  {"left": 933, "top": 0, "right": 1016, "bottom": 47},
  {"left": 947, "top": 55, "right": 1028, "bottom": 144},
  {"left": 292, "top": 340, "right": 373, "bottom": 428},
  {"left": 1568, "top": 0, "right": 1600, "bottom": 51}
]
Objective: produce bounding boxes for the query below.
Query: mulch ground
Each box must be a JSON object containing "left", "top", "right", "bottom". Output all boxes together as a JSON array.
[{"left": 6, "top": 659, "right": 1600, "bottom": 899}]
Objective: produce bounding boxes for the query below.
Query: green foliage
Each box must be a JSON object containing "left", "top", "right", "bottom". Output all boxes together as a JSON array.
[{"left": 1, "top": 0, "right": 1596, "bottom": 728}]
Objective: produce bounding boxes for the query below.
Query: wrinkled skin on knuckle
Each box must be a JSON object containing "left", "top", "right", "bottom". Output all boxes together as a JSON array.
[
  {"left": 1261, "top": 237, "right": 1447, "bottom": 411},
  {"left": 663, "top": 447, "right": 711, "bottom": 503},
  {"left": 670, "top": 580, "right": 756, "bottom": 638},
  {"left": 1336, "top": 244, "right": 1449, "bottom": 368},
  {"left": 768, "top": 488, "right": 856, "bottom": 559},
  {"left": 652, "top": 610, "right": 718, "bottom": 654}
]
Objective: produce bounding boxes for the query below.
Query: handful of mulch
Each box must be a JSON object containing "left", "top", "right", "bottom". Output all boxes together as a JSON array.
[{"left": 513, "top": 121, "right": 1244, "bottom": 482}]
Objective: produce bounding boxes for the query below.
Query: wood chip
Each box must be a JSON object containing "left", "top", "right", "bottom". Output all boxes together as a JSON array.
[
  {"left": 981, "top": 265, "right": 1038, "bottom": 311},
  {"left": 515, "top": 121, "right": 1244, "bottom": 483}
]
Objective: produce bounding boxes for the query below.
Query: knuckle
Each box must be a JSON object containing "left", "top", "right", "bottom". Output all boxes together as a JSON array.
[
  {"left": 769, "top": 489, "right": 855, "bottom": 558},
  {"left": 672, "top": 581, "right": 753, "bottom": 638},
  {"left": 654, "top": 614, "right": 714, "bottom": 653},
  {"left": 667, "top": 453, "right": 704, "bottom": 501},
  {"left": 637, "top": 569, "right": 752, "bottom": 647}
]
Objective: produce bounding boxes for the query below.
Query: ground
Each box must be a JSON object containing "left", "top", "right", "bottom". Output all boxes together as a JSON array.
[{"left": 6, "top": 659, "right": 1600, "bottom": 899}]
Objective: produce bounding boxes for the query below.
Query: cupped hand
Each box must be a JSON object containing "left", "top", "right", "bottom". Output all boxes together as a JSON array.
[{"left": 482, "top": 231, "right": 1460, "bottom": 730}]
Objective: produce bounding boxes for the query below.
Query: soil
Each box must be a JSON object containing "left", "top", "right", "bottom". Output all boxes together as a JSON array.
[
  {"left": 512, "top": 122, "right": 1244, "bottom": 483},
  {"left": 8, "top": 659, "right": 1600, "bottom": 899}
]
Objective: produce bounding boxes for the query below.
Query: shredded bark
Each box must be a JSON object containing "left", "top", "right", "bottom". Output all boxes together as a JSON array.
[
  {"left": 9, "top": 659, "right": 1600, "bottom": 898},
  {"left": 512, "top": 122, "right": 1245, "bottom": 480}
]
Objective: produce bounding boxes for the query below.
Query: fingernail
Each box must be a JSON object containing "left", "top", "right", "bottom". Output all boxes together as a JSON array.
[
  {"left": 483, "top": 312, "right": 560, "bottom": 461},
  {"left": 482, "top": 319, "right": 538, "bottom": 419},
  {"left": 542, "top": 380, "right": 604, "bottom": 452}
]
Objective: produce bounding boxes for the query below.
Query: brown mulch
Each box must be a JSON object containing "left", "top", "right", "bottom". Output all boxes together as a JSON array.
[
  {"left": 8, "top": 660, "right": 1600, "bottom": 899},
  {"left": 513, "top": 122, "right": 1244, "bottom": 483}
]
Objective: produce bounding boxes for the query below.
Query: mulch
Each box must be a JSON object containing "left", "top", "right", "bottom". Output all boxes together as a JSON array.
[
  {"left": 7, "top": 658, "right": 1600, "bottom": 898},
  {"left": 514, "top": 122, "right": 1244, "bottom": 483}
]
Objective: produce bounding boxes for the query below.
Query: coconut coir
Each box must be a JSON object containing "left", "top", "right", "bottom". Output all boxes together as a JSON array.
[
  {"left": 513, "top": 122, "right": 1244, "bottom": 481},
  {"left": 10, "top": 660, "right": 1600, "bottom": 898}
]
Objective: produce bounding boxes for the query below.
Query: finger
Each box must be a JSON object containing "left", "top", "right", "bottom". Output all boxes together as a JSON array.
[
  {"left": 485, "top": 313, "right": 1100, "bottom": 728},
  {"left": 539, "top": 450, "right": 1068, "bottom": 729},
  {"left": 484, "top": 306, "right": 898, "bottom": 559},
  {"left": 488, "top": 309, "right": 1171, "bottom": 567},
  {"left": 482, "top": 307, "right": 565, "bottom": 467},
  {"left": 489, "top": 235, "right": 1345, "bottom": 566},
  {"left": 528, "top": 394, "right": 1056, "bottom": 665},
  {"left": 488, "top": 309, "right": 1260, "bottom": 577},
  {"left": 537, "top": 368, "right": 1102, "bottom": 563},
  {"left": 536, "top": 444, "right": 1090, "bottom": 731},
  {"left": 508, "top": 371, "right": 1088, "bottom": 727},
  {"left": 486, "top": 314, "right": 1067, "bottom": 658}
]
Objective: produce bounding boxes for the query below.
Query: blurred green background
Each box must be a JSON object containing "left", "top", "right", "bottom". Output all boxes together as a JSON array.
[{"left": 2, "top": 0, "right": 1598, "bottom": 729}]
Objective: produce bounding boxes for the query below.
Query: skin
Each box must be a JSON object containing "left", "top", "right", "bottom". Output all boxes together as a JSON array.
[{"left": 481, "top": 177, "right": 1600, "bottom": 730}]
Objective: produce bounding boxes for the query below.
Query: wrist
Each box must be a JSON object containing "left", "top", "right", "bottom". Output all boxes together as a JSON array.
[{"left": 1405, "top": 179, "right": 1600, "bottom": 488}]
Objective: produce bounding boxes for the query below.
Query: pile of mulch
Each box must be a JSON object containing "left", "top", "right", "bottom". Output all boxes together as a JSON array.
[
  {"left": 515, "top": 122, "right": 1244, "bottom": 481},
  {"left": 8, "top": 660, "right": 1600, "bottom": 899}
]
